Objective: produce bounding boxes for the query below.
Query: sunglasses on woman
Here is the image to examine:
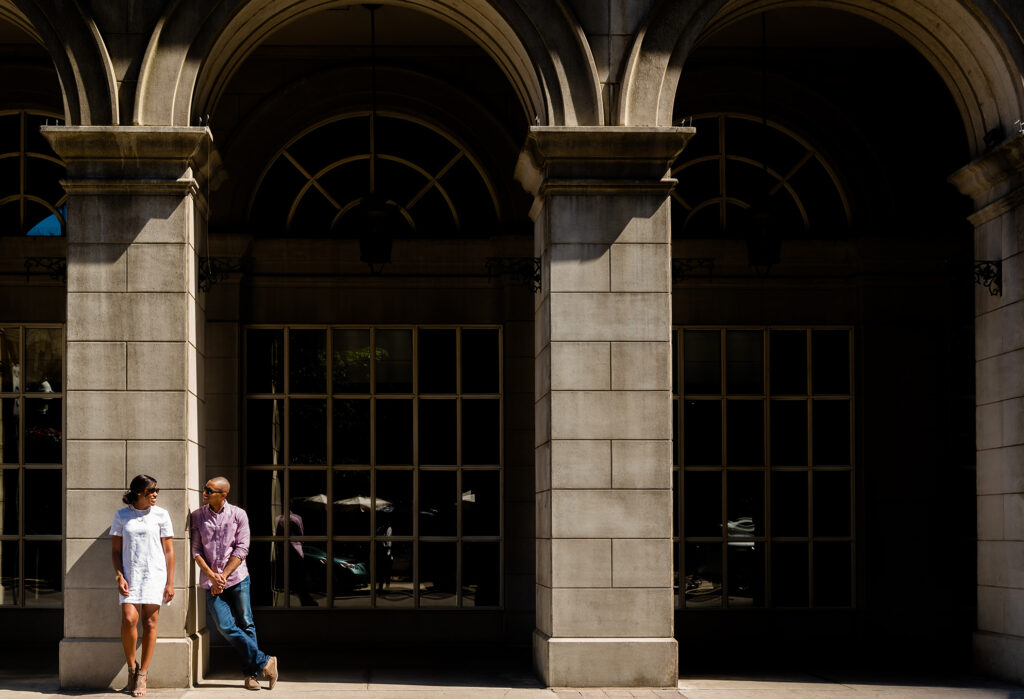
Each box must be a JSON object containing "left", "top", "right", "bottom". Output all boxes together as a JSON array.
[{"left": 145, "top": 487, "right": 160, "bottom": 495}]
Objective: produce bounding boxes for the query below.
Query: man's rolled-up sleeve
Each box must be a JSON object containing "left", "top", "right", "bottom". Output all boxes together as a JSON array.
[{"left": 232, "top": 510, "right": 250, "bottom": 560}]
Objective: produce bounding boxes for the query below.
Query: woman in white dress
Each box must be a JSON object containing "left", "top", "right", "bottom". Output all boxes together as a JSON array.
[{"left": 111, "top": 474, "right": 175, "bottom": 697}]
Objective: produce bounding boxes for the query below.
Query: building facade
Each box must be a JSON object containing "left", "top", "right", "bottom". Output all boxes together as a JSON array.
[{"left": 0, "top": 0, "right": 1022, "bottom": 689}]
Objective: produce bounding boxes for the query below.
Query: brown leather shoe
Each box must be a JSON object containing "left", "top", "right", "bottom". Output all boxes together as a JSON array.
[
  {"left": 261, "top": 656, "right": 278, "bottom": 690},
  {"left": 244, "top": 675, "right": 261, "bottom": 691}
]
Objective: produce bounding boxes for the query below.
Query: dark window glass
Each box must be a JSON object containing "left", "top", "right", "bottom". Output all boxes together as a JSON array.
[
  {"left": 771, "top": 542, "right": 809, "bottom": 606},
  {"left": 288, "top": 469, "right": 327, "bottom": 537},
  {"left": 683, "top": 331, "right": 720, "bottom": 394},
  {"left": 812, "top": 400, "right": 850, "bottom": 465},
  {"left": 24, "top": 328, "right": 61, "bottom": 393},
  {"left": 333, "top": 399, "right": 370, "bottom": 465},
  {"left": 333, "top": 469, "right": 371, "bottom": 537},
  {"left": 462, "top": 470, "right": 500, "bottom": 536},
  {"left": 726, "top": 400, "right": 763, "bottom": 465},
  {"left": 290, "top": 399, "right": 326, "bottom": 464},
  {"left": 684, "top": 400, "right": 721, "bottom": 465},
  {"left": 672, "top": 400, "right": 679, "bottom": 466},
  {"left": 0, "top": 113, "right": 19, "bottom": 153},
  {"left": 375, "top": 540, "right": 413, "bottom": 608},
  {"left": 246, "top": 399, "right": 283, "bottom": 464},
  {"left": 671, "top": 470, "right": 679, "bottom": 537},
  {"left": 289, "top": 329, "right": 326, "bottom": 394},
  {"left": 812, "top": 330, "right": 850, "bottom": 394},
  {"left": 0, "top": 327, "right": 21, "bottom": 391},
  {"left": 332, "top": 541, "right": 371, "bottom": 608},
  {"left": 375, "top": 469, "right": 412, "bottom": 536},
  {"left": 462, "top": 542, "right": 500, "bottom": 607},
  {"left": 462, "top": 399, "right": 500, "bottom": 465},
  {"left": 24, "top": 398, "right": 60, "bottom": 464},
  {"left": 1, "top": 468, "right": 18, "bottom": 534},
  {"left": 727, "top": 542, "right": 764, "bottom": 607},
  {"left": 727, "top": 471, "right": 763, "bottom": 538},
  {"left": 0, "top": 539, "right": 17, "bottom": 605},
  {"left": 375, "top": 330, "right": 413, "bottom": 394},
  {"left": 376, "top": 400, "right": 412, "bottom": 464},
  {"left": 247, "top": 329, "right": 284, "bottom": 394},
  {"left": 672, "top": 330, "right": 679, "bottom": 394},
  {"left": 0, "top": 399, "right": 19, "bottom": 464},
  {"left": 770, "top": 330, "right": 807, "bottom": 395},
  {"left": 332, "top": 329, "right": 371, "bottom": 394},
  {"left": 419, "top": 541, "right": 456, "bottom": 607},
  {"left": 814, "top": 542, "right": 852, "bottom": 607},
  {"left": 419, "top": 400, "right": 456, "bottom": 465},
  {"left": 419, "top": 329, "right": 456, "bottom": 394},
  {"left": 461, "top": 329, "right": 499, "bottom": 394},
  {"left": 245, "top": 469, "right": 283, "bottom": 537},
  {"left": 771, "top": 471, "right": 808, "bottom": 537},
  {"left": 813, "top": 471, "right": 851, "bottom": 537},
  {"left": 23, "top": 469, "right": 60, "bottom": 534},
  {"left": 684, "top": 470, "right": 722, "bottom": 537},
  {"left": 685, "top": 542, "right": 722, "bottom": 608},
  {"left": 419, "top": 470, "right": 456, "bottom": 536},
  {"left": 248, "top": 541, "right": 285, "bottom": 607},
  {"left": 23, "top": 540, "right": 61, "bottom": 607},
  {"left": 770, "top": 400, "right": 807, "bottom": 466},
  {"left": 726, "top": 330, "right": 763, "bottom": 394},
  {"left": 289, "top": 540, "right": 326, "bottom": 607}
]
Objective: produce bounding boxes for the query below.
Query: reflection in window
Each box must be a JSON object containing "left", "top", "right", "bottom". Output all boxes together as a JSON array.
[
  {"left": 0, "top": 325, "right": 64, "bottom": 607},
  {"left": 0, "top": 111, "right": 66, "bottom": 237},
  {"left": 674, "top": 327, "right": 853, "bottom": 609},
  {"left": 245, "top": 326, "right": 501, "bottom": 608}
]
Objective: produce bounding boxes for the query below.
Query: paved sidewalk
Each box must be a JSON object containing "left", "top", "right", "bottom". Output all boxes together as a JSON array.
[{"left": 1, "top": 651, "right": 1022, "bottom": 698}]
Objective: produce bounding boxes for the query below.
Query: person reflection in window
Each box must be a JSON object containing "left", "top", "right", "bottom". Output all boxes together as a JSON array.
[{"left": 274, "top": 511, "right": 317, "bottom": 606}]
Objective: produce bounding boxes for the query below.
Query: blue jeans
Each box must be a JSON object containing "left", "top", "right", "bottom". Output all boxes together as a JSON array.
[{"left": 205, "top": 577, "right": 269, "bottom": 677}]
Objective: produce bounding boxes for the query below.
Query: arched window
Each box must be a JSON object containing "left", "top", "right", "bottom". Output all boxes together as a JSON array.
[
  {"left": 671, "top": 113, "right": 850, "bottom": 239},
  {"left": 0, "top": 110, "right": 65, "bottom": 237},
  {"left": 249, "top": 114, "right": 500, "bottom": 238}
]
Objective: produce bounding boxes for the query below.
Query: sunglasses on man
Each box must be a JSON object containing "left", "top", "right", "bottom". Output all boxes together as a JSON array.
[{"left": 203, "top": 487, "right": 225, "bottom": 495}]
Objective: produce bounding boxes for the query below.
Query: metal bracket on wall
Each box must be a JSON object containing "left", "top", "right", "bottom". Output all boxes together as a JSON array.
[
  {"left": 672, "top": 257, "right": 715, "bottom": 282},
  {"left": 485, "top": 257, "right": 541, "bottom": 293},
  {"left": 24, "top": 257, "right": 66, "bottom": 283},
  {"left": 198, "top": 256, "right": 244, "bottom": 293},
  {"left": 974, "top": 260, "right": 1002, "bottom": 296}
]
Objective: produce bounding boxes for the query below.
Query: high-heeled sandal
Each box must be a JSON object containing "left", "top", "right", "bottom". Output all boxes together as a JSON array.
[
  {"left": 132, "top": 669, "right": 147, "bottom": 697},
  {"left": 122, "top": 666, "right": 137, "bottom": 694}
]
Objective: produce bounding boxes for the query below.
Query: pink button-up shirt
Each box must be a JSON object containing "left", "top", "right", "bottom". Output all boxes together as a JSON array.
[{"left": 190, "top": 502, "right": 250, "bottom": 590}]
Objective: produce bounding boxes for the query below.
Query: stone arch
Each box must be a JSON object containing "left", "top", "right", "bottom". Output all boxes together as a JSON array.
[
  {"left": 134, "top": 0, "right": 602, "bottom": 129},
  {"left": 620, "top": 0, "right": 1024, "bottom": 156},
  {"left": 4, "top": 0, "right": 118, "bottom": 125}
]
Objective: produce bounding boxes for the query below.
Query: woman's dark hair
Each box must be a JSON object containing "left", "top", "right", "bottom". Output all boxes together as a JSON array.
[{"left": 123, "top": 474, "right": 158, "bottom": 505}]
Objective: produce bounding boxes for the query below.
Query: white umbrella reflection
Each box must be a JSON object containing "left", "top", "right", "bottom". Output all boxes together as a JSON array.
[{"left": 334, "top": 495, "right": 392, "bottom": 512}]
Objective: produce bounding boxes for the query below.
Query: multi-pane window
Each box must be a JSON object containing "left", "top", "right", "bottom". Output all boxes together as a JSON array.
[
  {"left": 244, "top": 326, "right": 502, "bottom": 609},
  {"left": 673, "top": 327, "right": 854, "bottom": 609},
  {"left": 0, "top": 325, "right": 63, "bottom": 607},
  {"left": 0, "top": 110, "right": 66, "bottom": 236}
]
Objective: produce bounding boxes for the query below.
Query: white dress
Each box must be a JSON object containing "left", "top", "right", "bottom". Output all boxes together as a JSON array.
[{"left": 110, "top": 504, "right": 174, "bottom": 605}]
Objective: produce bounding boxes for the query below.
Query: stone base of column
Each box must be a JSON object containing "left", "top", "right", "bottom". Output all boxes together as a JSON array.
[
  {"left": 974, "top": 631, "right": 1024, "bottom": 685},
  {"left": 60, "top": 637, "right": 194, "bottom": 689},
  {"left": 533, "top": 630, "right": 678, "bottom": 688},
  {"left": 192, "top": 628, "right": 210, "bottom": 684}
]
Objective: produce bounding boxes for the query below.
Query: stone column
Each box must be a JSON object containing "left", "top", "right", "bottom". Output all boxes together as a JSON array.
[
  {"left": 43, "top": 127, "right": 210, "bottom": 689},
  {"left": 951, "top": 134, "right": 1024, "bottom": 686},
  {"left": 517, "top": 126, "right": 691, "bottom": 687}
]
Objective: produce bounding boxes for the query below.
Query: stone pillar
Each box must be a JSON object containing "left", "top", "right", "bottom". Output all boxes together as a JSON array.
[
  {"left": 43, "top": 127, "right": 210, "bottom": 689},
  {"left": 517, "top": 126, "right": 691, "bottom": 687},
  {"left": 951, "top": 134, "right": 1024, "bottom": 686}
]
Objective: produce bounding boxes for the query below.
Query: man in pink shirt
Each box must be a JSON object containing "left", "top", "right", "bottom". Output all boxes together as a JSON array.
[{"left": 191, "top": 477, "right": 279, "bottom": 691}]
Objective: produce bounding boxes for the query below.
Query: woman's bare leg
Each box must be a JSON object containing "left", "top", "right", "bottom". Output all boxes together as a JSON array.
[
  {"left": 120, "top": 603, "right": 140, "bottom": 669},
  {"left": 137, "top": 604, "right": 161, "bottom": 672}
]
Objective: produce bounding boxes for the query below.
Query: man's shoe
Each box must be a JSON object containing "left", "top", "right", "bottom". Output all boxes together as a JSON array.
[
  {"left": 244, "top": 675, "right": 261, "bottom": 691},
  {"left": 261, "top": 656, "right": 278, "bottom": 690}
]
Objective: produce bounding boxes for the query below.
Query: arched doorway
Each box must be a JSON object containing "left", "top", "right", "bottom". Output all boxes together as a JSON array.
[{"left": 665, "top": 4, "right": 979, "bottom": 671}]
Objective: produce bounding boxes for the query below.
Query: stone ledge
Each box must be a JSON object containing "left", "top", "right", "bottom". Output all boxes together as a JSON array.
[
  {"left": 60, "top": 636, "right": 193, "bottom": 689},
  {"left": 533, "top": 630, "right": 677, "bottom": 687}
]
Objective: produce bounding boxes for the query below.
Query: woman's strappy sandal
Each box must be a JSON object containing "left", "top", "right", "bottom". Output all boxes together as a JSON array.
[
  {"left": 123, "top": 666, "right": 137, "bottom": 695},
  {"left": 132, "top": 669, "right": 147, "bottom": 697}
]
